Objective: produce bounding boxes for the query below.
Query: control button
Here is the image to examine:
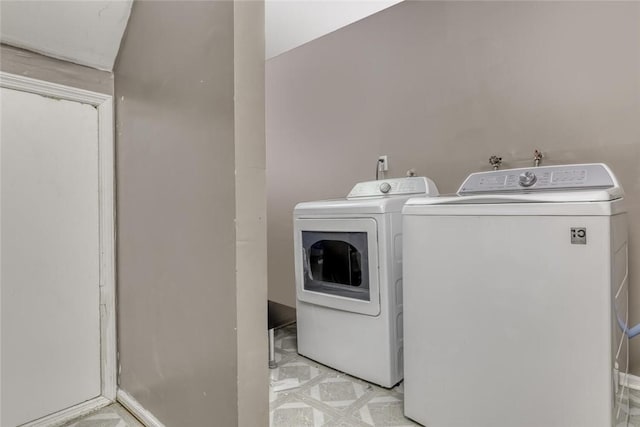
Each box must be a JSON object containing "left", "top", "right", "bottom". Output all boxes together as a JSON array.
[
  {"left": 519, "top": 171, "right": 537, "bottom": 187},
  {"left": 380, "top": 182, "right": 392, "bottom": 193}
]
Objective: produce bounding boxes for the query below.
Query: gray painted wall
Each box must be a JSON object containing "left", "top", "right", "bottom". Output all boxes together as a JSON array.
[
  {"left": 116, "top": 1, "right": 266, "bottom": 425},
  {"left": 1, "top": 44, "right": 113, "bottom": 94},
  {"left": 266, "top": 1, "right": 640, "bottom": 371},
  {"left": 234, "top": 1, "right": 269, "bottom": 425}
]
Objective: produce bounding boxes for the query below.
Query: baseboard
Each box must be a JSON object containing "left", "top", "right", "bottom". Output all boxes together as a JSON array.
[
  {"left": 22, "top": 396, "right": 111, "bottom": 427},
  {"left": 621, "top": 372, "right": 640, "bottom": 391},
  {"left": 117, "top": 389, "right": 165, "bottom": 427}
]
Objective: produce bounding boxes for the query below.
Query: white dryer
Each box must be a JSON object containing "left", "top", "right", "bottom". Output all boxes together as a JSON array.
[
  {"left": 294, "top": 177, "right": 439, "bottom": 387},
  {"left": 402, "top": 163, "right": 628, "bottom": 427}
]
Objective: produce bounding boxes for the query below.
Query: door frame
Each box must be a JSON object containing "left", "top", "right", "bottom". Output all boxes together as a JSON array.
[{"left": 0, "top": 72, "right": 116, "bottom": 426}]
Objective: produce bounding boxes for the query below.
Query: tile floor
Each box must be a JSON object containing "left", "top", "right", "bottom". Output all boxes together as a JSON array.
[
  {"left": 270, "top": 324, "right": 416, "bottom": 426},
  {"left": 66, "top": 323, "right": 640, "bottom": 427},
  {"left": 271, "top": 324, "right": 640, "bottom": 427},
  {"left": 61, "top": 403, "right": 143, "bottom": 427}
]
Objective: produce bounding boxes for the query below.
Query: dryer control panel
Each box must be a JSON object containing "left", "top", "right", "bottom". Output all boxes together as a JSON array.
[
  {"left": 348, "top": 177, "right": 439, "bottom": 198},
  {"left": 458, "top": 164, "right": 616, "bottom": 194}
]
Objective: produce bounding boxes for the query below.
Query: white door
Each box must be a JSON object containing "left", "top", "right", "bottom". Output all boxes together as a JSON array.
[{"left": 1, "top": 87, "right": 102, "bottom": 426}]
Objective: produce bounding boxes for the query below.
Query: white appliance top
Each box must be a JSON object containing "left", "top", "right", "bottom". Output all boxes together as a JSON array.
[
  {"left": 295, "top": 176, "right": 439, "bottom": 215},
  {"left": 406, "top": 164, "right": 623, "bottom": 207},
  {"left": 347, "top": 177, "right": 439, "bottom": 199},
  {"left": 458, "top": 163, "right": 619, "bottom": 195}
]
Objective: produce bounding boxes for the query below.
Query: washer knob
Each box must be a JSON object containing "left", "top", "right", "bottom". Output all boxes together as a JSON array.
[
  {"left": 380, "top": 182, "right": 392, "bottom": 193},
  {"left": 519, "top": 171, "right": 537, "bottom": 187}
]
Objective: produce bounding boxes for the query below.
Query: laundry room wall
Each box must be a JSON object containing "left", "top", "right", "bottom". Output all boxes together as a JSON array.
[
  {"left": 266, "top": 1, "right": 640, "bottom": 372},
  {"left": 115, "top": 1, "right": 266, "bottom": 426}
]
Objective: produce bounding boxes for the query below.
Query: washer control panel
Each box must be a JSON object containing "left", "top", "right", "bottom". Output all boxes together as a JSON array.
[
  {"left": 348, "top": 177, "right": 437, "bottom": 198},
  {"left": 458, "top": 164, "right": 615, "bottom": 194}
]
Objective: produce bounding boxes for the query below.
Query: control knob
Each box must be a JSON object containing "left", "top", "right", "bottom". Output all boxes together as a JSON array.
[
  {"left": 518, "top": 171, "right": 537, "bottom": 187},
  {"left": 379, "top": 182, "right": 392, "bottom": 194}
]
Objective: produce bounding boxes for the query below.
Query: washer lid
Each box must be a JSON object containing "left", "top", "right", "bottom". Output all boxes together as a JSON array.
[
  {"left": 406, "top": 189, "right": 622, "bottom": 206},
  {"left": 404, "top": 164, "right": 625, "bottom": 215},
  {"left": 457, "top": 163, "right": 622, "bottom": 198}
]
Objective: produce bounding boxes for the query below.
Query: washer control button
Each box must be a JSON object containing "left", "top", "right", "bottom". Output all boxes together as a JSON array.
[
  {"left": 380, "top": 182, "right": 392, "bottom": 193},
  {"left": 519, "top": 171, "right": 537, "bottom": 187}
]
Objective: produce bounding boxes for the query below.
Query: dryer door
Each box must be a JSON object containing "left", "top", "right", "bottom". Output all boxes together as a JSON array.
[{"left": 294, "top": 218, "right": 380, "bottom": 316}]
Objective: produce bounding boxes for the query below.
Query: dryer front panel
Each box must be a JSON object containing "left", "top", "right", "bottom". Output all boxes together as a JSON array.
[{"left": 294, "top": 218, "right": 381, "bottom": 316}]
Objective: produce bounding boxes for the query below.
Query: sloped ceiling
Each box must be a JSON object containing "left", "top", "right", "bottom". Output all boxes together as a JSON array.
[
  {"left": 0, "top": 0, "right": 132, "bottom": 71},
  {"left": 266, "top": 0, "right": 403, "bottom": 59},
  {"left": 0, "top": 0, "right": 401, "bottom": 69}
]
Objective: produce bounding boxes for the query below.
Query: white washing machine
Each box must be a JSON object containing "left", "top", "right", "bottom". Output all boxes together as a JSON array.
[
  {"left": 402, "top": 163, "right": 629, "bottom": 427},
  {"left": 294, "top": 177, "right": 439, "bottom": 387}
]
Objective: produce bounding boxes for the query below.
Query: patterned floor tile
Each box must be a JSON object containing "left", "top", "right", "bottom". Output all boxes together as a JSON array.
[
  {"left": 275, "top": 357, "right": 324, "bottom": 384},
  {"left": 270, "top": 325, "right": 416, "bottom": 427},
  {"left": 275, "top": 326, "right": 299, "bottom": 354},
  {"left": 270, "top": 355, "right": 328, "bottom": 408},
  {"left": 271, "top": 323, "right": 640, "bottom": 427},
  {"left": 353, "top": 394, "right": 419, "bottom": 427},
  {"left": 303, "top": 374, "right": 373, "bottom": 411},
  {"left": 62, "top": 403, "right": 143, "bottom": 427},
  {"left": 631, "top": 406, "right": 640, "bottom": 427},
  {"left": 321, "top": 420, "right": 362, "bottom": 427},
  {"left": 271, "top": 399, "right": 332, "bottom": 427}
]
